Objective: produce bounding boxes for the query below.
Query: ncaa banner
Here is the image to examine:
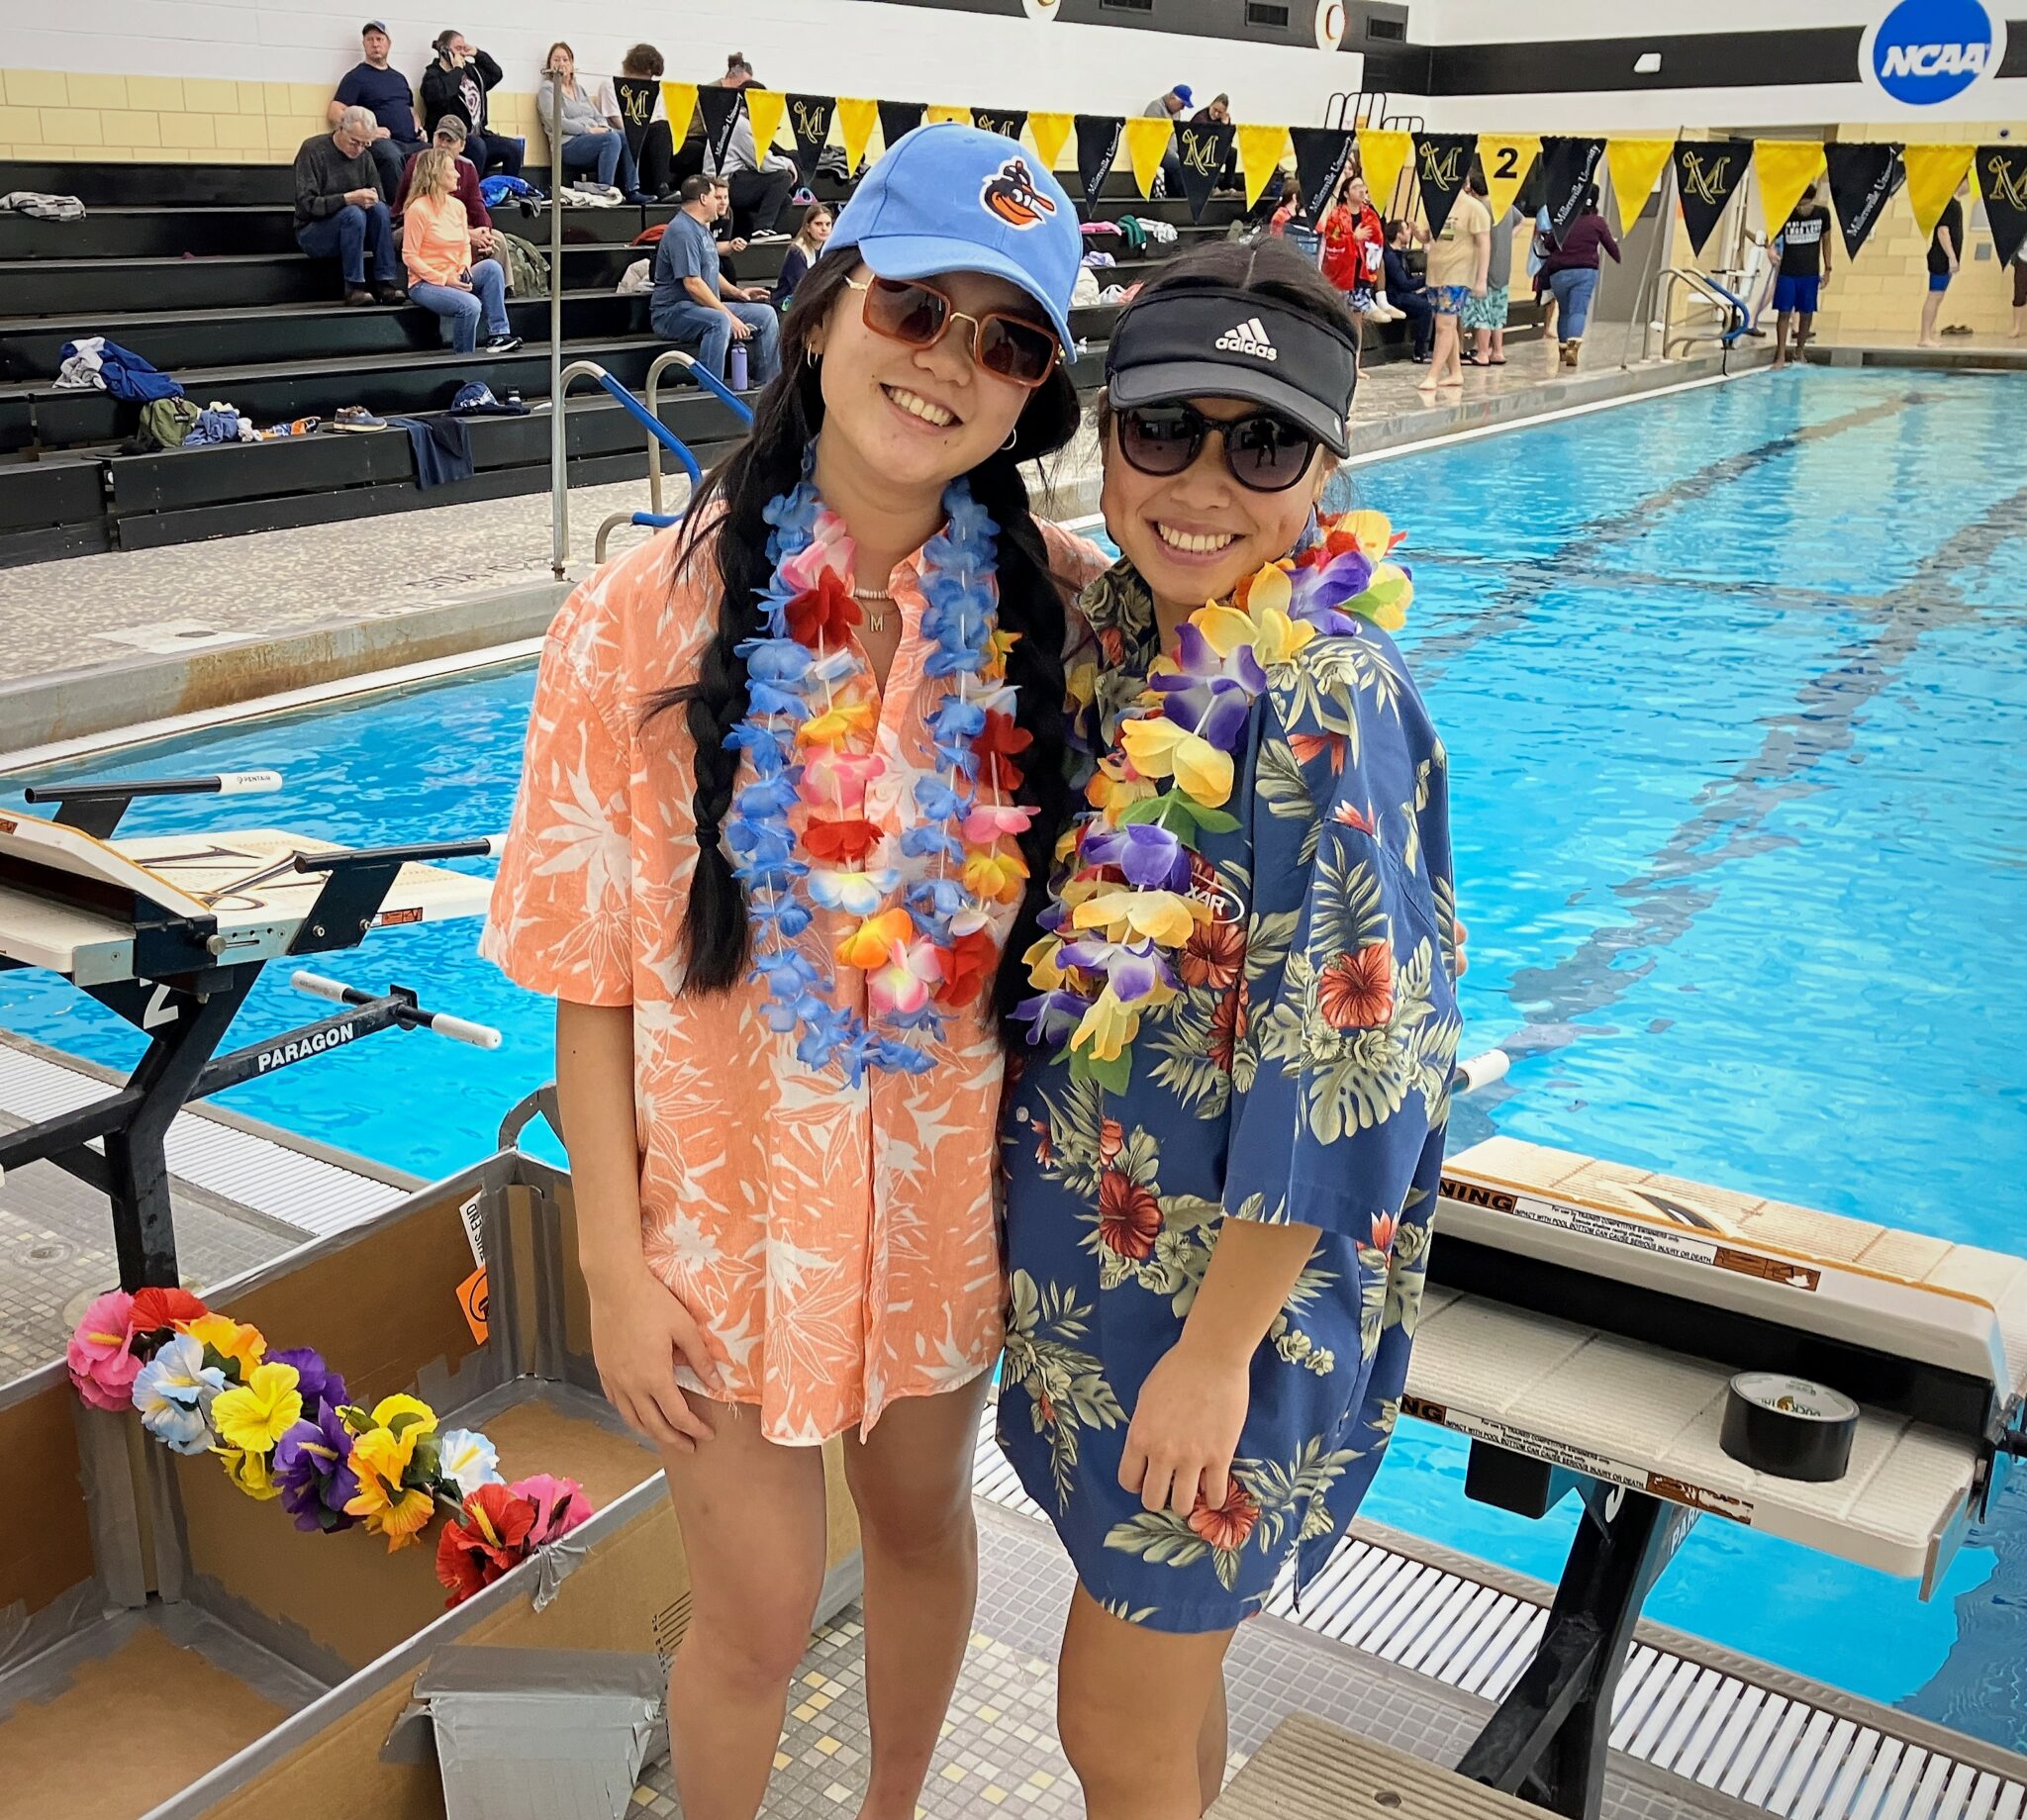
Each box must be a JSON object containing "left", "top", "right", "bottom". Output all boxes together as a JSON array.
[
  {"left": 1824, "top": 142, "right": 1907, "bottom": 259},
  {"left": 1291, "top": 127, "right": 1356, "bottom": 223},
  {"left": 1540, "top": 136, "right": 1605, "bottom": 239},
  {"left": 1672, "top": 139, "right": 1751, "bottom": 254},
  {"left": 1174, "top": 119, "right": 1236, "bottom": 224},
  {"left": 786, "top": 95, "right": 837, "bottom": 184},
  {"left": 1975, "top": 143, "right": 2027, "bottom": 265},
  {"left": 1861, "top": 0, "right": 2007, "bottom": 109},
  {"left": 1414, "top": 134, "right": 1478, "bottom": 238},
  {"left": 1075, "top": 115, "right": 1124, "bottom": 212}
]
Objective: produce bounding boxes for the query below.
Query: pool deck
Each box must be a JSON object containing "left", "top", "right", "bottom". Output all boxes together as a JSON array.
[{"left": 0, "top": 341, "right": 1766, "bottom": 760}]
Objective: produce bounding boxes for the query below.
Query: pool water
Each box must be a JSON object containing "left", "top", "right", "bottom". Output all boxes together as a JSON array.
[{"left": 6, "top": 369, "right": 2025, "bottom": 1741}]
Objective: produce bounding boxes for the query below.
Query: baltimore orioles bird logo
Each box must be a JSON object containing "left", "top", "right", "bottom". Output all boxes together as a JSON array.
[{"left": 981, "top": 156, "right": 1056, "bottom": 228}]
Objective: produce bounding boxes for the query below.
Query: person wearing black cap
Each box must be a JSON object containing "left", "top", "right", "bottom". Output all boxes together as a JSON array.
[
  {"left": 997, "top": 239, "right": 1458, "bottom": 1820},
  {"left": 331, "top": 21, "right": 425, "bottom": 197}
]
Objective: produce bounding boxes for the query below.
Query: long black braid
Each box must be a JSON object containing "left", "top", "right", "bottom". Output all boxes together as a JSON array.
[{"left": 653, "top": 255, "right": 1084, "bottom": 1047}]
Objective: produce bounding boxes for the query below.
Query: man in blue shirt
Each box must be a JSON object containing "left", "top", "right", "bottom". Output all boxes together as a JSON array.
[
  {"left": 651, "top": 173, "right": 782, "bottom": 389},
  {"left": 331, "top": 21, "right": 424, "bottom": 198}
]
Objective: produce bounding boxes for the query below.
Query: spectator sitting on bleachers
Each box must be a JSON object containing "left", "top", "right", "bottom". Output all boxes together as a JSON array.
[
  {"left": 536, "top": 43, "right": 649, "bottom": 204},
  {"left": 393, "top": 116, "right": 492, "bottom": 255},
  {"left": 331, "top": 20, "right": 424, "bottom": 198},
  {"left": 705, "top": 53, "right": 797, "bottom": 241},
  {"left": 1143, "top": 81, "right": 1191, "bottom": 198},
  {"left": 294, "top": 107, "right": 406, "bottom": 307},
  {"left": 1189, "top": 92, "right": 1239, "bottom": 195},
  {"left": 421, "top": 30, "right": 523, "bottom": 179},
  {"left": 616, "top": 44, "right": 695, "bottom": 202},
  {"left": 650, "top": 172, "right": 781, "bottom": 390},
  {"left": 401, "top": 147, "right": 521, "bottom": 355}
]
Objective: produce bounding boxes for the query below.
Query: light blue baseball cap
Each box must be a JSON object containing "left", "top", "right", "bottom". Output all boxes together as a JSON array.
[{"left": 823, "top": 123, "right": 1081, "bottom": 358}]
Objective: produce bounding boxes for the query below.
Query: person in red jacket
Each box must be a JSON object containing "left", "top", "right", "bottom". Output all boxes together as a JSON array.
[{"left": 1319, "top": 173, "right": 1399, "bottom": 369}]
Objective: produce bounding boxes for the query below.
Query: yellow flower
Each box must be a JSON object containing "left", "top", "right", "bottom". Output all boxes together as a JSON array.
[
  {"left": 1230, "top": 566, "right": 1316, "bottom": 665},
  {"left": 343, "top": 1427, "right": 436, "bottom": 1551},
  {"left": 1069, "top": 987, "right": 1139, "bottom": 1063},
  {"left": 796, "top": 701, "right": 876, "bottom": 747},
  {"left": 1088, "top": 763, "right": 1157, "bottom": 819},
  {"left": 1070, "top": 889, "right": 1204, "bottom": 948},
  {"left": 962, "top": 845, "right": 1029, "bottom": 906},
  {"left": 1357, "top": 562, "right": 1414, "bottom": 632},
  {"left": 1024, "top": 935, "right": 1069, "bottom": 991},
  {"left": 989, "top": 627, "right": 1024, "bottom": 677},
  {"left": 1064, "top": 657, "right": 1097, "bottom": 709},
  {"left": 1339, "top": 509, "right": 1400, "bottom": 558},
  {"left": 210, "top": 1361, "right": 303, "bottom": 1454},
  {"left": 180, "top": 1312, "right": 266, "bottom": 1377},
  {"left": 215, "top": 1443, "right": 281, "bottom": 1501},
  {"left": 362, "top": 1392, "right": 437, "bottom": 1441},
  {"left": 1118, "top": 718, "right": 1234, "bottom": 809},
  {"left": 836, "top": 908, "right": 914, "bottom": 971}
]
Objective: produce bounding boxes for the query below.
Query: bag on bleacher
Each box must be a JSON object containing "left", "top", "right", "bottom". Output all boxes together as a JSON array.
[
  {"left": 131, "top": 396, "right": 202, "bottom": 452},
  {"left": 619, "top": 258, "right": 652, "bottom": 296},
  {"left": 493, "top": 232, "right": 550, "bottom": 300}
]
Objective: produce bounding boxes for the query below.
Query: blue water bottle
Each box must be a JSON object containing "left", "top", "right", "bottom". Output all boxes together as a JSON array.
[{"left": 728, "top": 343, "right": 749, "bottom": 391}]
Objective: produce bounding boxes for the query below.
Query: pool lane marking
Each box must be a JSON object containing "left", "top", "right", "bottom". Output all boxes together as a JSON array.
[{"left": 0, "top": 637, "right": 545, "bottom": 776}]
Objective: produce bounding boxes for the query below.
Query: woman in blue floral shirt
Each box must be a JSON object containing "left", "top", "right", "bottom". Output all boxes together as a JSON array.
[{"left": 999, "top": 240, "right": 1461, "bottom": 1818}]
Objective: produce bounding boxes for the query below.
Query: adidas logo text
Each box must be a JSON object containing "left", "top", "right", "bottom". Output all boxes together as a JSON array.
[{"left": 1214, "top": 317, "right": 1278, "bottom": 360}]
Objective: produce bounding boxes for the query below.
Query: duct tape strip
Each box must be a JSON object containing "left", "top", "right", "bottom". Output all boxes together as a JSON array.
[{"left": 1719, "top": 1372, "right": 1859, "bottom": 1483}]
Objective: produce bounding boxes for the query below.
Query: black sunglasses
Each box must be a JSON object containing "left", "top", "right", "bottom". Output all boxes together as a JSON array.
[{"left": 1113, "top": 401, "right": 1320, "bottom": 493}]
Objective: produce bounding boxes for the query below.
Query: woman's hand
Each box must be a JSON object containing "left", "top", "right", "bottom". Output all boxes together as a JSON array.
[
  {"left": 588, "top": 1257, "right": 724, "bottom": 1452},
  {"left": 1119, "top": 1334, "right": 1250, "bottom": 1517}
]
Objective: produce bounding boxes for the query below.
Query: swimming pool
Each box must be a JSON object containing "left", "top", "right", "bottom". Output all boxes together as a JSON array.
[{"left": 6, "top": 369, "right": 2024, "bottom": 1742}]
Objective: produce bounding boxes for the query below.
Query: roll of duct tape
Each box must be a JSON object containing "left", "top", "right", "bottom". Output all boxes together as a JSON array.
[{"left": 1719, "top": 1372, "right": 1859, "bottom": 1483}]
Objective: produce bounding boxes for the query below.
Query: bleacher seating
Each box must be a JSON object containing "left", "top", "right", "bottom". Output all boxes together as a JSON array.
[{"left": 0, "top": 155, "right": 1517, "bottom": 566}]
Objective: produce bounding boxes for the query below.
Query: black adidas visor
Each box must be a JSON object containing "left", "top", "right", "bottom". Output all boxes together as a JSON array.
[{"left": 1106, "top": 285, "right": 1359, "bottom": 457}]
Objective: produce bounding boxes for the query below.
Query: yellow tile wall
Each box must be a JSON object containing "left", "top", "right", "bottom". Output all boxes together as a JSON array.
[{"left": 0, "top": 65, "right": 557, "bottom": 164}]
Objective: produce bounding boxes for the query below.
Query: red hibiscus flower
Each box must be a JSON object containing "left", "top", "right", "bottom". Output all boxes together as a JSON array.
[
  {"left": 1097, "top": 1171, "right": 1162, "bottom": 1260},
  {"left": 1179, "top": 918, "right": 1245, "bottom": 992},
  {"left": 131, "top": 1287, "right": 210, "bottom": 1334},
  {"left": 1318, "top": 944, "right": 1395, "bottom": 1029},
  {"left": 1207, "top": 989, "right": 1240, "bottom": 1072},
  {"left": 1098, "top": 1117, "right": 1124, "bottom": 1163},
  {"left": 785, "top": 568, "right": 862, "bottom": 649},
  {"left": 804, "top": 816, "right": 880, "bottom": 863},
  {"left": 976, "top": 711, "right": 1032, "bottom": 792},
  {"left": 434, "top": 1483, "right": 536, "bottom": 1607},
  {"left": 1188, "top": 1482, "right": 1261, "bottom": 1550},
  {"left": 936, "top": 926, "right": 1000, "bottom": 1009},
  {"left": 1289, "top": 731, "right": 1347, "bottom": 775}
]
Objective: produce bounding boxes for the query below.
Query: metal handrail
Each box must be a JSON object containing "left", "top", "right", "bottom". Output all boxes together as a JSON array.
[
  {"left": 1656, "top": 269, "right": 1746, "bottom": 358},
  {"left": 642, "top": 349, "right": 756, "bottom": 516}
]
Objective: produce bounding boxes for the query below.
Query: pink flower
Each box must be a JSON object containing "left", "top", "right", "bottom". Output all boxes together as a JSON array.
[
  {"left": 799, "top": 749, "right": 886, "bottom": 812},
  {"left": 511, "top": 1474, "right": 593, "bottom": 1547},
  {"left": 867, "top": 939, "right": 946, "bottom": 1017},
  {"left": 68, "top": 1289, "right": 140, "bottom": 1411},
  {"left": 777, "top": 509, "right": 855, "bottom": 594},
  {"left": 961, "top": 803, "right": 1035, "bottom": 845}
]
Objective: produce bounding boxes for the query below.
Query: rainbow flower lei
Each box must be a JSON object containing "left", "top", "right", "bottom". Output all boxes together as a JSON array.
[
  {"left": 68, "top": 1285, "right": 591, "bottom": 1607},
  {"left": 726, "top": 463, "right": 1031, "bottom": 1084},
  {"left": 1014, "top": 511, "right": 1411, "bottom": 1091}
]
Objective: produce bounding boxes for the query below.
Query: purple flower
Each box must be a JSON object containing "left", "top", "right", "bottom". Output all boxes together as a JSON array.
[
  {"left": 1294, "top": 546, "right": 1375, "bottom": 614},
  {"left": 272, "top": 1401, "right": 359, "bottom": 1533},
  {"left": 1014, "top": 990, "right": 1091, "bottom": 1045},
  {"left": 1081, "top": 822, "right": 1189, "bottom": 892},
  {"left": 266, "top": 1347, "right": 346, "bottom": 1419},
  {"left": 1157, "top": 623, "right": 1270, "bottom": 693},
  {"left": 1156, "top": 678, "right": 1254, "bottom": 753},
  {"left": 1056, "top": 935, "right": 1178, "bottom": 1003}
]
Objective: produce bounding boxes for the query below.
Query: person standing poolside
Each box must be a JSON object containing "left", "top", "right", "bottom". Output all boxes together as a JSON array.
[
  {"left": 1420, "top": 171, "right": 1492, "bottom": 392},
  {"left": 999, "top": 239, "right": 1460, "bottom": 1820},
  {"left": 484, "top": 126, "right": 1110, "bottom": 1820},
  {"left": 1536, "top": 188, "right": 1619, "bottom": 368},
  {"left": 1774, "top": 179, "right": 1833, "bottom": 364},
  {"left": 1465, "top": 188, "right": 1519, "bottom": 366},
  {"left": 1920, "top": 180, "right": 1966, "bottom": 347}
]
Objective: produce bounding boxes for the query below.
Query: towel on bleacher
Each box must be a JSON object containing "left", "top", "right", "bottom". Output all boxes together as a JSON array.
[
  {"left": 0, "top": 190, "right": 85, "bottom": 221},
  {"left": 383, "top": 414, "right": 474, "bottom": 489},
  {"left": 54, "top": 335, "right": 185, "bottom": 403}
]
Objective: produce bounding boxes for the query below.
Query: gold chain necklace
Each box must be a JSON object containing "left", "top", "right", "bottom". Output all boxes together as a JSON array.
[{"left": 852, "top": 584, "right": 894, "bottom": 633}]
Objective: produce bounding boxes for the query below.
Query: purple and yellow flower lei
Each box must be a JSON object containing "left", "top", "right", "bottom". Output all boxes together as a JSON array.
[{"left": 1014, "top": 511, "right": 1412, "bottom": 1091}]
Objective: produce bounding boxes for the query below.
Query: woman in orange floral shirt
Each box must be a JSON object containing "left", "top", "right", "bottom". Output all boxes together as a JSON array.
[{"left": 485, "top": 127, "right": 1106, "bottom": 1819}]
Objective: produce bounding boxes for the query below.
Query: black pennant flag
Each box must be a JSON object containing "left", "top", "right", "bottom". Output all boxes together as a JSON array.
[
  {"left": 786, "top": 93, "right": 836, "bottom": 184},
  {"left": 612, "top": 77, "right": 658, "bottom": 159},
  {"left": 1414, "top": 133, "right": 1478, "bottom": 238},
  {"left": 1673, "top": 139, "right": 1751, "bottom": 255},
  {"left": 697, "top": 86, "right": 744, "bottom": 172},
  {"left": 876, "top": 100, "right": 925, "bottom": 155},
  {"left": 1075, "top": 114, "right": 1123, "bottom": 213},
  {"left": 1539, "top": 137, "right": 1605, "bottom": 240},
  {"left": 1291, "top": 127, "right": 1356, "bottom": 222},
  {"left": 1824, "top": 143, "right": 1905, "bottom": 261},
  {"left": 1172, "top": 119, "right": 1234, "bottom": 224},
  {"left": 1975, "top": 143, "right": 2027, "bottom": 267},
  {"left": 973, "top": 108, "right": 1028, "bottom": 144}
]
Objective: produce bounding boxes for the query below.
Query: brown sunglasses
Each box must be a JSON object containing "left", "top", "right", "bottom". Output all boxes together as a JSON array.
[{"left": 844, "top": 275, "right": 1060, "bottom": 389}]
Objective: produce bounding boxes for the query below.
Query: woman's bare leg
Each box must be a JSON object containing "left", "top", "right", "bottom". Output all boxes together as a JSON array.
[
  {"left": 1057, "top": 1583, "right": 1237, "bottom": 1820},
  {"left": 842, "top": 1372, "right": 996, "bottom": 1820},
  {"left": 659, "top": 1401, "right": 830, "bottom": 1820}
]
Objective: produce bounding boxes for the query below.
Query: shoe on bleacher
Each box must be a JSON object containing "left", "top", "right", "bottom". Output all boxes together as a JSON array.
[
  {"left": 331, "top": 405, "right": 388, "bottom": 432},
  {"left": 344, "top": 287, "right": 376, "bottom": 308},
  {"left": 373, "top": 284, "right": 409, "bottom": 305},
  {"left": 747, "top": 229, "right": 791, "bottom": 243},
  {"left": 484, "top": 334, "right": 525, "bottom": 353}
]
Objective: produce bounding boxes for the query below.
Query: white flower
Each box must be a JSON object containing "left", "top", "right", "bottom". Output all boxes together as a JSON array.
[
  {"left": 131, "top": 1334, "right": 225, "bottom": 1455},
  {"left": 436, "top": 1428, "right": 503, "bottom": 1495}
]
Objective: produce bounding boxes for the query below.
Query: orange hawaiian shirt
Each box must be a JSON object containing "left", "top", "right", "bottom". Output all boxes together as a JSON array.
[{"left": 483, "top": 518, "right": 1109, "bottom": 1444}]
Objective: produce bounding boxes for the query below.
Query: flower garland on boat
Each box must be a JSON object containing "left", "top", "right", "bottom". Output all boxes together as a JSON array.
[
  {"left": 1014, "top": 511, "right": 1411, "bottom": 1092},
  {"left": 726, "top": 463, "right": 1032, "bottom": 1084},
  {"left": 67, "top": 1285, "right": 591, "bottom": 1607}
]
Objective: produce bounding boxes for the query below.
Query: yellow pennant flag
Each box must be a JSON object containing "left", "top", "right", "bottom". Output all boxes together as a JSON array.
[
  {"left": 1753, "top": 139, "right": 1828, "bottom": 236},
  {"left": 1028, "top": 110, "right": 1074, "bottom": 174},
  {"left": 660, "top": 81, "right": 698, "bottom": 141},
  {"left": 1903, "top": 143, "right": 1976, "bottom": 240},
  {"left": 1604, "top": 138, "right": 1674, "bottom": 226},
  {"left": 743, "top": 89, "right": 789, "bottom": 159},
  {"left": 1476, "top": 134, "right": 1540, "bottom": 221},
  {"left": 1122, "top": 116, "right": 1175, "bottom": 200},
  {"left": 1237, "top": 124, "right": 1294, "bottom": 211},
  {"left": 834, "top": 97, "right": 878, "bottom": 175},
  {"left": 925, "top": 105, "right": 972, "bottom": 127},
  {"left": 1357, "top": 129, "right": 1413, "bottom": 217}
]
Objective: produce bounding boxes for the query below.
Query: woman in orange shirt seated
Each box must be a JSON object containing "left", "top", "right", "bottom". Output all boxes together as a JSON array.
[{"left": 401, "top": 147, "right": 521, "bottom": 354}]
